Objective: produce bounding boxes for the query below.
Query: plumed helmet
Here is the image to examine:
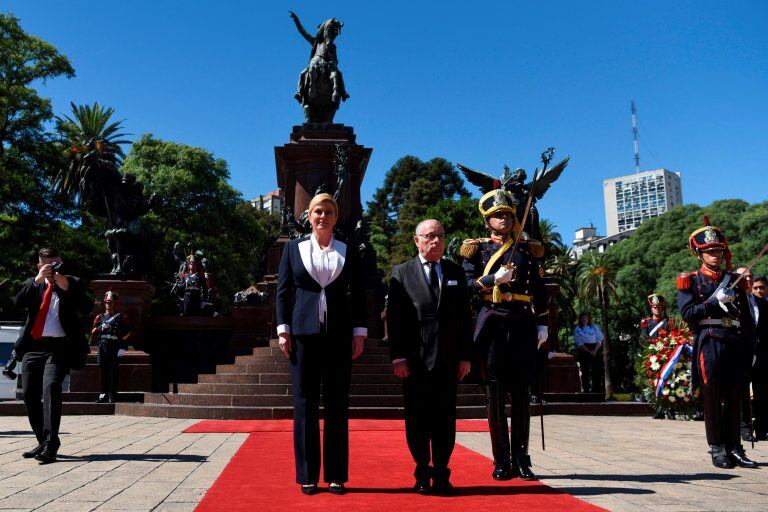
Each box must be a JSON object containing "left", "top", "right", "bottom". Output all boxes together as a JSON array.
[
  {"left": 688, "top": 215, "right": 732, "bottom": 269},
  {"left": 103, "top": 290, "right": 119, "bottom": 303},
  {"left": 479, "top": 189, "right": 517, "bottom": 218},
  {"left": 647, "top": 293, "right": 666, "bottom": 308}
]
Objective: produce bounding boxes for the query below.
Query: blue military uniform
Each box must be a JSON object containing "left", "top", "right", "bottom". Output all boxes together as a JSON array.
[
  {"left": 91, "top": 291, "right": 131, "bottom": 403},
  {"left": 461, "top": 189, "right": 549, "bottom": 481},
  {"left": 677, "top": 218, "right": 758, "bottom": 468}
]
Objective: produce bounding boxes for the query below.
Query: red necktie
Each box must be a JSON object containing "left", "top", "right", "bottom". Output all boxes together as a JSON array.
[{"left": 30, "top": 282, "right": 54, "bottom": 340}]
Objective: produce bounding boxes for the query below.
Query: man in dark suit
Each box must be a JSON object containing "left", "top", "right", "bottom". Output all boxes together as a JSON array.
[
  {"left": 387, "top": 219, "right": 472, "bottom": 495},
  {"left": 750, "top": 275, "right": 768, "bottom": 441},
  {"left": 13, "top": 247, "right": 90, "bottom": 464}
]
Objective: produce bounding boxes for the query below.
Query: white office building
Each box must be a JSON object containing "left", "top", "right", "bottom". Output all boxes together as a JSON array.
[{"left": 603, "top": 169, "right": 683, "bottom": 236}]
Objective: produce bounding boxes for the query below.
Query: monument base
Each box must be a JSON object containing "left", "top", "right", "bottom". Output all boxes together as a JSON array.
[{"left": 91, "top": 280, "right": 155, "bottom": 350}]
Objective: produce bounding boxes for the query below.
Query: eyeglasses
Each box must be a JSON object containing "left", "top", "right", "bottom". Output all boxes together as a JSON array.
[{"left": 417, "top": 233, "right": 445, "bottom": 241}]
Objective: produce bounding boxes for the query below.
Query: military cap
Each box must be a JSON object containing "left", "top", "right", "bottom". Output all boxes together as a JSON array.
[
  {"left": 688, "top": 215, "right": 732, "bottom": 269},
  {"left": 478, "top": 189, "right": 516, "bottom": 218}
]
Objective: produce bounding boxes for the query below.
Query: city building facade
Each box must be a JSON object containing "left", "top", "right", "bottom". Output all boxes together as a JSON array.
[{"left": 603, "top": 169, "right": 682, "bottom": 236}]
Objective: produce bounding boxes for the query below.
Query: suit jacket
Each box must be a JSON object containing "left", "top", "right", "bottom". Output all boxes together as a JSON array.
[
  {"left": 754, "top": 295, "right": 768, "bottom": 360},
  {"left": 276, "top": 236, "right": 367, "bottom": 337},
  {"left": 387, "top": 256, "right": 472, "bottom": 372},
  {"left": 13, "top": 276, "right": 91, "bottom": 369}
]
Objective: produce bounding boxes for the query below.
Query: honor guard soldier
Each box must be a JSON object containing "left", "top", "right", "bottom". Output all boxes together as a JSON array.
[
  {"left": 91, "top": 291, "right": 131, "bottom": 403},
  {"left": 461, "top": 190, "right": 549, "bottom": 481},
  {"left": 640, "top": 293, "right": 676, "bottom": 343},
  {"left": 677, "top": 216, "right": 759, "bottom": 468},
  {"left": 176, "top": 255, "right": 208, "bottom": 316},
  {"left": 640, "top": 293, "right": 678, "bottom": 419}
]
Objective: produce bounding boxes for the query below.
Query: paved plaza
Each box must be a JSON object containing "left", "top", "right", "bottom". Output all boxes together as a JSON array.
[{"left": 0, "top": 414, "right": 765, "bottom": 511}]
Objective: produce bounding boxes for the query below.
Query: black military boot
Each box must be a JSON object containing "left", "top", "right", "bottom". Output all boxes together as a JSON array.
[
  {"left": 710, "top": 445, "right": 735, "bottom": 469},
  {"left": 95, "top": 393, "right": 109, "bottom": 404},
  {"left": 485, "top": 384, "right": 513, "bottom": 480},
  {"left": 492, "top": 460, "right": 515, "bottom": 480},
  {"left": 514, "top": 450, "right": 536, "bottom": 480},
  {"left": 730, "top": 446, "right": 759, "bottom": 468}
]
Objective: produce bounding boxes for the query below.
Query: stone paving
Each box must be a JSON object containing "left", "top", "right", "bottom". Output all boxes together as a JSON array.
[{"left": 0, "top": 414, "right": 764, "bottom": 511}]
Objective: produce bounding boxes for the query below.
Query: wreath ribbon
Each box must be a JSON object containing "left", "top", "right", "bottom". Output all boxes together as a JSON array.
[{"left": 654, "top": 342, "right": 693, "bottom": 397}]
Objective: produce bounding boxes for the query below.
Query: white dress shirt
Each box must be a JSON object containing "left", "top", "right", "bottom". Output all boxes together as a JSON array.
[{"left": 41, "top": 279, "right": 66, "bottom": 338}]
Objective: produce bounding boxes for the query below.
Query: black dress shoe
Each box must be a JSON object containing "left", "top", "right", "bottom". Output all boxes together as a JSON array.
[
  {"left": 34, "top": 447, "right": 57, "bottom": 464},
  {"left": 730, "top": 447, "right": 759, "bottom": 468},
  {"left": 515, "top": 453, "right": 536, "bottom": 481},
  {"left": 95, "top": 393, "right": 109, "bottom": 404},
  {"left": 742, "top": 431, "right": 756, "bottom": 443},
  {"left": 300, "top": 484, "right": 318, "bottom": 495},
  {"left": 492, "top": 461, "right": 515, "bottom": 480},
  {"left": 328, "top": 482, "right": 346, "bottom": 495},
  {"left": 432, "top": 479, "right": 454, "bottom": 496},
  {"left": 653, "top": 410, "right": 665, "bottom": 419},
  {"left": 710, "top": 445, "right": 735, "bottom": 469},
  {"left": 22, "top": 444, "right": 44, "bottom": 459},
  {"left": 666, "top": 409, "right": 676, "bottom": 420},
  {"left": 693, "top": 411, "right": 705, "bottom": 421},
  {"left": 413, "top": 479, "right": 430, "bottom": 494}
]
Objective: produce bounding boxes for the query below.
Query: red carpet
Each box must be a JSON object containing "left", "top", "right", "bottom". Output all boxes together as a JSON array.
[
  {"left": 192, "top": 421, "right": 605, "bottom": 512},
  {"left": 184, "top": 419, "right": 489, "bottom": 433}
]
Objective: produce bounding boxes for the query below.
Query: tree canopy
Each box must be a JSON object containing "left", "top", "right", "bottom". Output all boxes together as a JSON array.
[
  {"left": 121, "top": 134, "right": 279, "bottom": 312},
  {"left": 366, "top": 156, "right": 469, "bottom": 272}
]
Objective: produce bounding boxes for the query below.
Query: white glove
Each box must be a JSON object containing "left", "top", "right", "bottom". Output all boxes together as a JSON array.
[
  {"left": 714, "top": 288, "right": 735, "bottom": 303},
  {"left": 537, "top": 325, "right": 548, "bottom": 348},
  {"left": 494, "top": 266, "right": 514, "bottom": 285},
  {"left": 117, "top": 349, "right": 126, "bottom": 357}
]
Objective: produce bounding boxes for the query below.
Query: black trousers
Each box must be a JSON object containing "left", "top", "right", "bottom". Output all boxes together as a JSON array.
[
  {"left": 402, "top": 366, "right": 457, "bottom": 482},
  {"left": 577, "top": 347, "right": 603, "bottom": 393},
  {"left": 701, "top": 381, "right": 742, "bottom": 449},
  {"left": 290, "top": 333, "right": 351, "bottom": 485},
  {"left": 21, "top": 350, "right": 69, "bottom": 451},
  {"left": 753, "top": 356, "right": 768, "bottom": 437},
  {"left": 98, "top": 340, "right": 120, "bottom": 394}
]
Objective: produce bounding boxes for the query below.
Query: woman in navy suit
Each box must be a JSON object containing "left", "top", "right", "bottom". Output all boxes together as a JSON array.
[{"left": 276, "top": 193, "right": 368, "bottom": 495}]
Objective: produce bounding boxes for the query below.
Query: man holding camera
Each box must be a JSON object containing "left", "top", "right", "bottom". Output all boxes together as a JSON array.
[{"left": 13, "top": 248, "right": 89, "bottom": 464}]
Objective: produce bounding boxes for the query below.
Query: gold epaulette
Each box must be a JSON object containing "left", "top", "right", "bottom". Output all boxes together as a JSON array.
[
  {"left": 460, "top": 238, "right": 489, "bottom": 259},
  {"left": 640, "top": 318, "right": 650, "bottom": 329},
  {"left": 525, "top": 239, "right": 545, "bottom": 259}
]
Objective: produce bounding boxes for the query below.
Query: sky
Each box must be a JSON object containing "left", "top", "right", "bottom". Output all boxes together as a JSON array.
[{"left": 6, "top": 1, "right": 768, "bottom": 243}]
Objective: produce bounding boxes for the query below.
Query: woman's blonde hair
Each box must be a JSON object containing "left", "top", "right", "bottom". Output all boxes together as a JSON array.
[{"left": 307, "top": 193, "right": 339, "bottom": 217}]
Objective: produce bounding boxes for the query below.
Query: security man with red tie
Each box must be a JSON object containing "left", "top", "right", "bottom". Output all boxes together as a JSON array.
[
  {"left": 677, "top": 217, "right": 759, "bottom": 469},
  {"left": 13, "top": 248, "right": 89, "bottom": 464}
]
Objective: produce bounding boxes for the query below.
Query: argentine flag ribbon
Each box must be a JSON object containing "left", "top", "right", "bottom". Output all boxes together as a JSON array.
[{"left": 655, "top": 343, "right": 693, "bottom": 397}]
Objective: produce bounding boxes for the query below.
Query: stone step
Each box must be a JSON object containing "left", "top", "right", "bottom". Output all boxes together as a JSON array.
[
  {"left": 114, "top": 401, "right": 653, "bottom": 420},
  {"left": 215, "top": 362, "right": 395, "bottom": 375},
  {"left": 174, "top": 381, "right": 485, "bottom": 396},
  {"left": 144, "top": 393, "right": 487, "bottom": 408},
  {"left": 234, "top": 353, "right": 391, "bottom": 365},
  {"left": 62, "top": 392, "right": 145, "bottom": 403},
  {"left": 251, "top": 345, "right": 391, "bottom": 357},
  {"left": 0, "top": 400, "right": 115, "bottom": 416},
  {"left": 196, "top": 372, "right": 408, "bottom": 386},
  {"left": 268, "top": 338, "right": 391, "bottom": 349}
]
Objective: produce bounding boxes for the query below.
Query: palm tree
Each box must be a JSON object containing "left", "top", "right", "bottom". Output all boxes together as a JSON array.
[
  {"left": 577, "top": 251, "right": 618, "bottom": 399},
  {"left": 53, "top": 102, "right": 130, "bottom": 202},
  {"left": 538, "top": 218, "right": 563, "bottom": 254}
]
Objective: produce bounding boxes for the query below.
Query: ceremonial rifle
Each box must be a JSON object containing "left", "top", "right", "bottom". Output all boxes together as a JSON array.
[{"left": 726, "top": 239, "right": 768, "bottom": 292}]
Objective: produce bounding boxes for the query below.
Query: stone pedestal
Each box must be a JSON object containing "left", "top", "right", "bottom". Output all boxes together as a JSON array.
[
  {"left": 90, "top": 280, "right": 155, "bottom": 350},
  {"left": 544, "top": 280, "right": 581, "bottom": 393},
  {"left": 274, "top": 123, "right": 372, "bottom": 234}
]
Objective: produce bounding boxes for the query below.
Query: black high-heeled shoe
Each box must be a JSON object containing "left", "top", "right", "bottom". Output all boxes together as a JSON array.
[{"left": 300, "top": 484, "right": 318, "bottom": 495}]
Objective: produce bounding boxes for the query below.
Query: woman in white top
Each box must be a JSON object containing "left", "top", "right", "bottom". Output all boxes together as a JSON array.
[
  {"left": 276, "top": 193, "right": 367, "bottom": 495},
  {"left": 573, "top": 312, "right": 604, "bottom": 393}
]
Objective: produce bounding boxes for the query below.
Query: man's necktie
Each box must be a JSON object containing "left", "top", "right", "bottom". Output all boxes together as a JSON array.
[
  {"left": 30, "top": 282, "right": 54, "bottom": 340},
  {"left": 427, "top": 261, "right": 440, "bottom": 300}
]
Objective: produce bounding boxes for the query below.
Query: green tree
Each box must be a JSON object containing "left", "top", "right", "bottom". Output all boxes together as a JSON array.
[
  {"left": 366, "top": 156, "right": 469, "bottom": 272},
  {"left": 0, "top": 12, "right": 83, "bottom": 317},
  {"left": 54, "top": 102, "right": 130, "bottom": 201},
  {"left": 425, "top": 195, "right": 486, "bottom": 261},
  {"left": 577, "top": 251, "right": 618, "bottom": 398},
  {"left": 121, "top": 134, "right": 279, "bottom": 312}
]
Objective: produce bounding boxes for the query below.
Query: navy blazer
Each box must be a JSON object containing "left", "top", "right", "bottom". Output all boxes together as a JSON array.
[
  {"left": 13, "top": 276, "right": 91, "bottom": 369},
  {"left": 276, "top": 237, "right": 367, "bottom": 337}
]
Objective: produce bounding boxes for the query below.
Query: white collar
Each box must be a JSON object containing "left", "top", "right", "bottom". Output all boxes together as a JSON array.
[
  {"left": 418, "top": 254, "right": 440, "bottom": 266},
  {"left": 310, "top": 233, "right": 335, "bottom": 253}
]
